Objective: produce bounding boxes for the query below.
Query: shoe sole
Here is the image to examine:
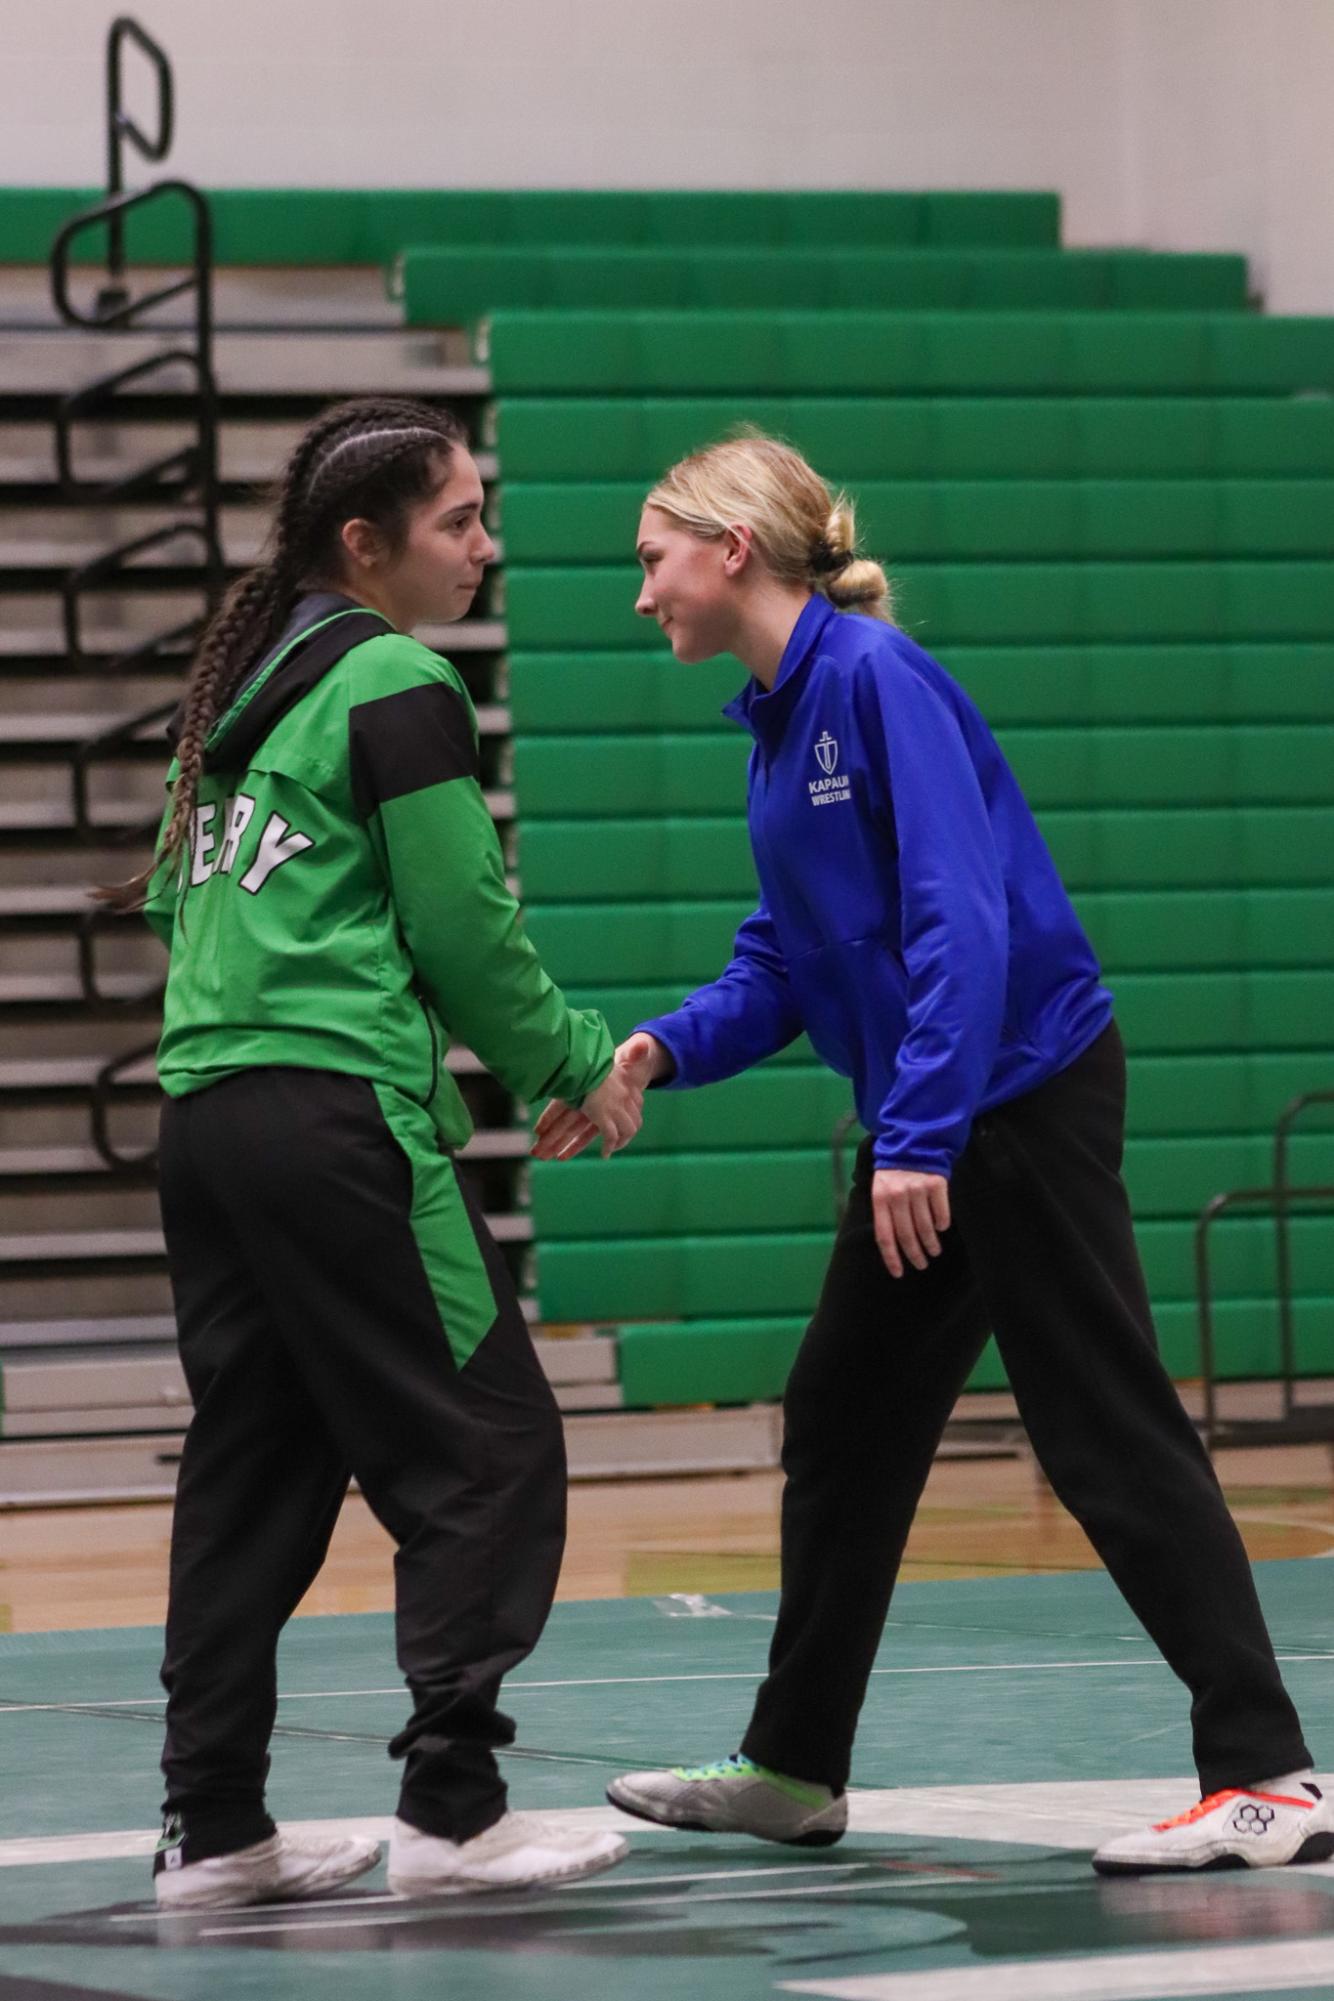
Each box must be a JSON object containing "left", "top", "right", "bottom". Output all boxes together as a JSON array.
[
  {"left": 155, "top": 1847, "right": 380, "bottom": 1913},
  {"left": 605, "top": 1784, "right": 846, "bottom": 1848},
  {"left": 1093, "top": 1829, "right": 1334, "bottom": 1877},
  {"left": 388, "top": 1841, "right": 627, "bottom": 1898}
]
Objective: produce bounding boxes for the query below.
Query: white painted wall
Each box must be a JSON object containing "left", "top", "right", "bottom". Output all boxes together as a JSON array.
[{"left": 5, "top": 0, "right": 1333, "bottom": 310}]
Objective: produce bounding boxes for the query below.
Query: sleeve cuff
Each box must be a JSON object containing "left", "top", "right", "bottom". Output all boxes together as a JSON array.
[
  {"left": 633, "top": 1016, "right": 690, "bottom": 1089},
  {"left": 871, "top": 1142, "right": 956, "bottom": 1177}
]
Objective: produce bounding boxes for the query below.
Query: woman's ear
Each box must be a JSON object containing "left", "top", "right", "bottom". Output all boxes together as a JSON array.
[
  {"left": 339, "top": 516, "right": 384, "bottom": 574},
  {"left": 721, "top": 523, "right": 755, "bottom": 577}
]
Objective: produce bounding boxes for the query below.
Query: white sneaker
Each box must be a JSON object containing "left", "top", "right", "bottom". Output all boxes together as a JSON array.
[
  {"left": 607, "top": 1753, "right": 847, "bottom": 1846},
  {"left": 153, "top": 1828, "right": 382, "bottom": 1911},
  {"left": 387, "top": 1811, "right": 628, "bottom": 1896},
  {"left": 1093, "top": 1774, "right": 1334, "bottom": 1875}
]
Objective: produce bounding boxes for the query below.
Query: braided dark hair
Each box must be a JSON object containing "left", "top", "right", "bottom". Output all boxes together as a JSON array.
[{"left": 96, "top": 396, "right": 466, "bottom": 913}]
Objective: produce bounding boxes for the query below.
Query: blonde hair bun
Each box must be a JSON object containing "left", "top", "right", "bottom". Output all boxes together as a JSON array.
[{"left": 827, "top": 556, "right": 892, "bottom": 611}]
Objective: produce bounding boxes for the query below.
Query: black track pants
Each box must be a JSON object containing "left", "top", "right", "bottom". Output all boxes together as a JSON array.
[
  {"left": 157, "top": 1067, "right": 565, "bottom": 1855},
  {"left": 741, "top": 1021, "right": 1311, "bottom": 1796}
]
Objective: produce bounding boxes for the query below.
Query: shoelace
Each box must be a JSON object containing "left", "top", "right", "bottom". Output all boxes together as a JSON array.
[
  {"left": 1152, "top": 1787, "right": 1313, "bottom": 1832},
  {"left": 671, "top": 1755, "right": 754, "bottom": 1781}
]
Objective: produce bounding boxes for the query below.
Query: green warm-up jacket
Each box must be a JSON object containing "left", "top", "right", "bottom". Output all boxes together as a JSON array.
[{"left": 145, "top": 593, "right": 613, "bottom": 1140}]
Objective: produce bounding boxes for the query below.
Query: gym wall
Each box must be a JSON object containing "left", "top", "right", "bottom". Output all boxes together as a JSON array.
[{"left": 4, "top": 0, "right": 1332, "bottom": 314}]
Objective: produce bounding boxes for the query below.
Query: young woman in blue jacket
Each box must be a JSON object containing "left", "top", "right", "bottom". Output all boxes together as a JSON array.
[{"left": 535, "top": 433, "right": 1329, "bottom": 1876}]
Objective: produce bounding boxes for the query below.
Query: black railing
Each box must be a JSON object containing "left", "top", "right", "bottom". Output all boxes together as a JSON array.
[
  {"left": 1195, "top": 1086, "right": 1334, "bottom": 1449},
  {"left": 1272, "top": 1089, "right": 1334, "bottom": 1426},
  {"left": 830, "top": 1085, "right": 1333, "bottom": 1452},
  {"left": 90, "top": 1041, "right": 160, "bottom": 1173},
  {"left": 103, "top": 15, "right": 175, "bottom": 316},
  {"left": 45, "top": 17, "right": 221, "bottom": 1151},
  {"left": 50, "top": 192, "right": 222, "bottom": 1032},
  {"left": 50, "top": 180, "right": 221, "bottom": 561}
]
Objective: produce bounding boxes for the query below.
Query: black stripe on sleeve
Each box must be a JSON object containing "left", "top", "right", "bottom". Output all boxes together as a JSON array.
[{"left": 350, "top": 681, "right": 480, "bottom": 816}]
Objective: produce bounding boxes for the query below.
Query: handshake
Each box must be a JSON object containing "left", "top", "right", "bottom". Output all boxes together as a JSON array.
[{"left": 529, "top": 1032, "right": 671, "bottom": 1163}]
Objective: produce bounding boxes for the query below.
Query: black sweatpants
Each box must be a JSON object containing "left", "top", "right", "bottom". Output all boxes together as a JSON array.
[
  {"left": 741, "top": 1020, "right": 1311, "bottom": 1797},
  {"left": 156, "top": 1067, "right": 565, "bottom": 1857}
]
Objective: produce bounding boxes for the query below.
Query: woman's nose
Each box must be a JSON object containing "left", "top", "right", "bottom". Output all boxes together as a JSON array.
[{"left": 635, "top": 584, "right": 655, "bottom": 616}]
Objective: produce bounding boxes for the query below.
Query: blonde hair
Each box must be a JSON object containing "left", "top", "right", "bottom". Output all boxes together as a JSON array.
[{"left": 644, "top": 430, "right": 892, "bottom": 621}]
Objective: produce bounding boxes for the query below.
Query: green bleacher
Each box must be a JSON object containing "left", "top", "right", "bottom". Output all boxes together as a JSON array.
[
  {"left": 507, "top": 561, "right": 1334, "bottom": 648},
  {"left": 513, "top": 726, "right": 1333, "bottom": 815},
  {"left": 400, "top": 247, "right": 1251, "bottom": 321},
  {"left": 520, "top": 809, "right": 1334, "bottom": 898},
  {"left": 494, "top": 398, "right": 1334, "bottom": 480},
  {"left": 508, "top": 645, "right": 1334, "bottom": 731},
  {"left": 0, "top": 187, "right": 1061, "bottom": 265},
  {"left": 501, "top": 480, "right": 1334, "bottom": 562},
  {"left": 17, "top": 176, "right": 1326, "bottom": 1412},
  {"left": 484, "top": 309, "right": 1334, "bottom": 394},
  {"left": 522, "top": 889, "right": 1334, "bottom": 982},
  {"left": 482, "top": 210, "right": 1333, "bottom": 1406}
]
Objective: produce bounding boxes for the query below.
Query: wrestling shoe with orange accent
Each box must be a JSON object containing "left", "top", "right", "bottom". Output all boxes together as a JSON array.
[{"left": 1092, "top": 1773, "right": 1334, "bottom": 1874}]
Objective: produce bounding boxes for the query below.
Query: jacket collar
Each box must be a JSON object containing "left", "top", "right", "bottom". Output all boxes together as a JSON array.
[
  {"left": 167, "top": 592, "right": 392, "bottom": 773},
  {"left": 721, "top": 596, "right": 837, "bottom": 742}
]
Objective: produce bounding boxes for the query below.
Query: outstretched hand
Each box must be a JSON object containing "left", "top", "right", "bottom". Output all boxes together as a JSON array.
[{"left": 530, "top": 1033, "right": 668, "bottom": 1162}]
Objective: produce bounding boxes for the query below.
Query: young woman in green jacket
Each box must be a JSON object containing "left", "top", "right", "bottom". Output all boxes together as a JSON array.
[{"left": 108, "top": 397, "right": 637, "bottom": 1909}]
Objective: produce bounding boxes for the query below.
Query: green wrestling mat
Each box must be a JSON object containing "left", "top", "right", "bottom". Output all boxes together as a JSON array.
[{"left": 0, "top": 1563, "right": 1331, "bottom": 2001}]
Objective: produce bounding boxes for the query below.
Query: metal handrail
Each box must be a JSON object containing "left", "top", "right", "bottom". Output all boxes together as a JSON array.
[
  {"left": 1195, "top": 1182, "right": 1334, "bottom": 1450},
  {"left": 90, "top": 1040, "right": 160, "bottom": 1173},
  {"left": 55, "top": 347, "right": 207, "bottom": 503},
  {"left": 76, "top": 908, "right": 167, "bottom": 1012},
  {"left": 70, "top": 695, "right": 177, "bottom": 846},
  {"left": 60, "top": 521, "right": 222, "bottom": 670},
  {"left": 1273, "top": 1089, "right": 1334, "bottom": 1421},
  {"left": 104, "top": 17, "right": 175, "bottom": 310},
  {"left": 43, "top": 30, "right": 220, "bottom": 1172},
  {"left": 48, "top": 178, "right": 219, "bottom": 549},
  {"left": 50, "top": 178, "right": 214, "bottom": 342}
]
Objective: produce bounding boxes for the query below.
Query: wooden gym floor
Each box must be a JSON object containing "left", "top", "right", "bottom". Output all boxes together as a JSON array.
[{"left": 3, "top": 1440, "right": 1331, "bottom": 1635}]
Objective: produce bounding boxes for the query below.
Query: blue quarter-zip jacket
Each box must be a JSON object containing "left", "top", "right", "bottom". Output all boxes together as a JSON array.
[{"left": 637, "top": 598, "right": 1113, "bottom": 1177}]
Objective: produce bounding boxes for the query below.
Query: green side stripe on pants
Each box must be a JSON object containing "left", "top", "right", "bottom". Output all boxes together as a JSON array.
[{"left": 372, "top": 1081, "right": 498, "bottom": 1369}]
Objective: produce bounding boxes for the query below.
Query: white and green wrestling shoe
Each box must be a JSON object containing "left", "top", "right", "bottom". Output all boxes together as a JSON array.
[
  {"left": 1092, "top": 1773, "right": 1334, "bottom": 1875},
  {"left": 607, "top": 1753, "right": 847, "bottom": 1846}
]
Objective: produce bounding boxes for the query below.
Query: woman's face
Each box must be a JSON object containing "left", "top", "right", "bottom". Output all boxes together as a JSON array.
[
  {"left": 635, "top": 506, "right": 736, "bottom": 663},
  {"left": 346, "top": 448, "right": 496, "bottom": 631}
]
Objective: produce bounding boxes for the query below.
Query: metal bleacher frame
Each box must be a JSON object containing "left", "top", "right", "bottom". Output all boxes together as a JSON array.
[
  {"left": 0, "top": 15, "right": 647, "bottom": 1503},
  {"left": 47, "top": 15, "right": 223, "bottom": 1173},
  {"left": 1195, "top": 1089, "right": 1334, "bottom": 1452},
  {"left": 834, "top": 1087, "right": 1334, "bottom": 1462}
]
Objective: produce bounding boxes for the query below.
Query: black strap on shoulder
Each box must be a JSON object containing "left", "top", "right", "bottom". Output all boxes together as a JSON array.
[{"left": 174, "top": 609, "right": 391, "bottom": 773}]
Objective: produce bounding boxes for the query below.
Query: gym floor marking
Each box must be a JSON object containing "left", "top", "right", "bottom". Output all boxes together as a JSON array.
[
  {"left": 8, "top": 1785, "right": 1334, "bottom": 1871},
  {"left": 4, "top": 1649, "right": 1332, "bottom": 1718},
  {"left": 201, "top": 1878, "right": 965, "bottom": 1940},
  {"left": 779, "top": 1938, "right": 1334, "bottom": 1999}
]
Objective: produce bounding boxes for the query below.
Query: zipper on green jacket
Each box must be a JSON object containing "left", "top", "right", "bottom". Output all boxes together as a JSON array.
[{"left": 415, "top": 987, "right": 441, "bottom": 1107}]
